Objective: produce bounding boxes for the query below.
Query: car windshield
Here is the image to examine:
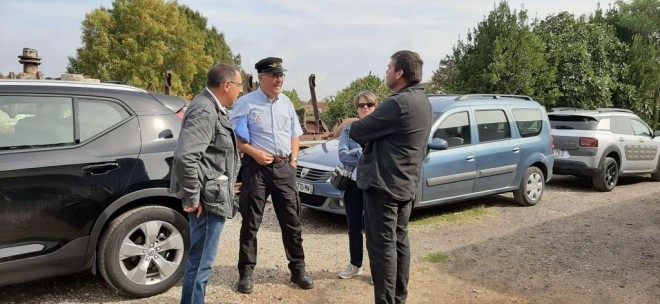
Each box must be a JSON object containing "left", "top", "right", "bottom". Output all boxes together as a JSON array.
[{"left": 549, "top": 115, "right": 598, "bottom": 130}]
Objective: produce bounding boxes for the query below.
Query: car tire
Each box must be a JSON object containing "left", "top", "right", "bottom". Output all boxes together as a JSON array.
[
  {"left": 592, "top": 157, "right": 618, "bottom": 192},
  {"left": 513, "top": 166, "right": 545, "bottom": 206},
  {"left": 98, "top": 205, "right": 189, "bottom": 297}
]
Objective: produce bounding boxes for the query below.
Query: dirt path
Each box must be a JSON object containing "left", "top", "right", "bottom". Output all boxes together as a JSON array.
[{"left": 1, "top": 175, "right": 659, "bottom": 303}]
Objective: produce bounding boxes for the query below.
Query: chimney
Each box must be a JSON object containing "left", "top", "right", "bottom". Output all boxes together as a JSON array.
[{"left": 18, "top": 48, "right": 42, "bottom": 75}]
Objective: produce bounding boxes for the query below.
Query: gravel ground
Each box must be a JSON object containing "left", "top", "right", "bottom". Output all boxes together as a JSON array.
[{"left": 1, "top": 175, "right": 659, "bottom": 303}]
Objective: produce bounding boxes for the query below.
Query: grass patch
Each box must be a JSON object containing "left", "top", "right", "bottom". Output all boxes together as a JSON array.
[
  {"left": 410, "top": 205, "right": 494, "bottom": 230},
  {"left": 422, "top": 252, "right": 450, "bottom": 263}
]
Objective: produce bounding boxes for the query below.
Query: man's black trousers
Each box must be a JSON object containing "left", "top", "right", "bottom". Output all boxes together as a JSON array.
[
  {"left": 364, "top": 188, "right": 412, "bottom": 304},
  {"left": 238, "top": 159, "right": 306, "bottom": 275}
]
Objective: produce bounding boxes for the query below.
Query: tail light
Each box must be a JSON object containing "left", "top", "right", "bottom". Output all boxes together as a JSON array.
[
  {"left": 579, "top": 137, "right": 598, "bottom": 147},
  {"left": 550, "top": 131, "right": 555, "bottom": 153},
  {"left": 176, "top": 110, "right": 185, "bottom": 120}
]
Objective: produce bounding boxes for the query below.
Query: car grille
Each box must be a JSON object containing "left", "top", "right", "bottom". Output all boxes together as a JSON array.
[
  {"left": 299, "top": 193, "right": 327, "bottom": 207},
  {"left": 296, "top": 166, "right": 332, "bottom": 182}
]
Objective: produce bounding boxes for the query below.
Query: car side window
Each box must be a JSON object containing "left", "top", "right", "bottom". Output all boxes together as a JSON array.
[
  {"left": 610, "top": 116, "right": 634, "bottom": 135},
  {"left": 476, "top": 110, "right": 511, "bottom": 142},
  {"left": 78, "top": 99, "right": 130, "bottom": 142},
  {"left": 512, "top": 108, "right": 543, "bottom": 138},
  {"left": 630, "top": 119, "right": 651, "bottom": 137},
  {"left": 0, "top": 96, "right": 74, "bottom": 149},
  {"left": 433, "top": 111, "right": 471, "bottom": 148}
]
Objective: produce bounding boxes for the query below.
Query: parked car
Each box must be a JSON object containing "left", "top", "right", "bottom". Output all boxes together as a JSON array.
[
  {"left": 295, "top": 94, "right": 554, "bottom": 214},
  {"left": 549, "top": 108, "right": 660, "bottom": 191},
  {"left": 0, "top": 80, "right": 188, "bottom": 297}
]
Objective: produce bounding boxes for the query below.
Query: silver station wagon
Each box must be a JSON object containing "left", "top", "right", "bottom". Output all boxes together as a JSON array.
[{"left": 295, "top": 94, "right": 555, "bottom": 214}]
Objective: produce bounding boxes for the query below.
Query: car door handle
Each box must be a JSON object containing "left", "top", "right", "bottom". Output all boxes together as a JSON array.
[
  {"left": 618, "top": 137, "right": 625, "bottom": 142},
  {"left": 512, "top": 147, "right": 520, "bottom": 153},
  {"left": 81, "top": 162, "right": 120, "bottom": 175},
  {"left": 639, "top": 138, "right": 645, "bottom": 142},
  {"left": 466, "top": 155, "right": 475, "bottom": 161}
]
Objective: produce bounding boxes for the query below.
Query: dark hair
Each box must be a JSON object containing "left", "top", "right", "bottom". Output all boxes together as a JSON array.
[
  {"left": 207, "top": 63, "right": 240, "bottom": 88},
  {"left": 390, "top": 50, "right": 423, "bottom": 85}
]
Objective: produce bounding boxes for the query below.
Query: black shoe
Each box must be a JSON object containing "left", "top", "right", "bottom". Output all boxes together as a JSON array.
[
  {"left": 291, "top": 270, "right": 314, "bottom": 290},
  {"left": 237, "top": 274, "right": 253, "bottom": 294}
]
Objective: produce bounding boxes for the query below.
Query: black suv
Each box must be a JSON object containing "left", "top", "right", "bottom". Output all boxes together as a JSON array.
[{"left": 0, "top": 80, "right": 189, "bottom": 297}]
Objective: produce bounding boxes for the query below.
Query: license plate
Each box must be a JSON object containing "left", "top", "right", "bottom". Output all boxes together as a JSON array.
[
  {"left": 553, "top": 149, "right": 568, "bottom": 158},
  {"left": 296, "top": 182, "right": 313, "bottom": 194}
]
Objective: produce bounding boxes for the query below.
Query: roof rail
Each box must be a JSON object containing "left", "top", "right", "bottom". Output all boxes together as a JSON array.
[
  {"left": 428, "top": 93, "right": 459, "bottom": 97},
  {"left": 596, "top": 108, "right": 634, "bottom": 113},
  {"left": 549, "top": 107, "right": 579, "bottom": 112},
  {"left": 454, "top": 94, "right": 533, "bottom": 101}
]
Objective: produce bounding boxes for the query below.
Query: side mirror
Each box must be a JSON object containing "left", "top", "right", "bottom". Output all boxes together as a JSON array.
[
  {"left": 654, "top": 130, "right": 660, "bottom": 138},
  {"left": 428, "top": 138, "right": 448, "bottom": 151}
]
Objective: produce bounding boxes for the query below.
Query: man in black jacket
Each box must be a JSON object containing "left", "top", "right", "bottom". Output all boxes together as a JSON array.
[{"left": 349, "top": 50, "right": 432, "bottom": 304}]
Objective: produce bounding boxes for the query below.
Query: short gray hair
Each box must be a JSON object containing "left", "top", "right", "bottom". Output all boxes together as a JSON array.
[{"left": 207, "top": 63, "right": 240, "bottom": 88}]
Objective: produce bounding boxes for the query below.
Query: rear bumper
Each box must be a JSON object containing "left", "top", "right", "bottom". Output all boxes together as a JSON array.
[{"left": 553, "top": 159, "right": 598, "bottom": 176}]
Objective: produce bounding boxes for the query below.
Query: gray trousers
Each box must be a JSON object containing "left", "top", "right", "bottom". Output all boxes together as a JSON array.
[{"left": 364, "top": 188, "right": 412, "bottom": 304}]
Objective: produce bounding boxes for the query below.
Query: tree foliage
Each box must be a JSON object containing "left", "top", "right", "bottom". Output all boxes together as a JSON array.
[
  {"left": 536, "top": 13, "right": 626, "bottom": 109},
  {"left": 608, "top": 0, "right": 660, "bottom": 127},
  {"left": 282, "top": 89, "right": 302, "bottom": 109},
  {"left": 430, "top": 0, "right": 660, "bottom": 124},
  {"left": 321, "top": 74, "right": 390, "bottom": 128},
  {"left": 67, "top": 0, "right": 239, "bottom": 99},
  {"left": 432, "top": 2, "right": 550, "bottom": 104}
]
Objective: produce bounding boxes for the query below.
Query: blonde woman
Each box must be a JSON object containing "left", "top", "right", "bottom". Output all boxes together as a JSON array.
[{"left": 337, "top": 91, "right": 379, "bottom": 279}]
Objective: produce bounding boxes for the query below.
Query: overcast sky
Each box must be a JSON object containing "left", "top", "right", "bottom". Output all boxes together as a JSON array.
[{"left": 0, "top": 0, "right": 606, "bottom": 100}]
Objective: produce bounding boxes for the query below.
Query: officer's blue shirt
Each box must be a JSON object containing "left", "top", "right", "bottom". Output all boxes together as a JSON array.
[{"left": 230, "top": 88, "right": 303, "bottom": 157}]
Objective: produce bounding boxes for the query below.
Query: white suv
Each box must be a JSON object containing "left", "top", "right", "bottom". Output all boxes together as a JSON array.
[{"left": 550, "top": 108, "right": 660, "bottom": 191}]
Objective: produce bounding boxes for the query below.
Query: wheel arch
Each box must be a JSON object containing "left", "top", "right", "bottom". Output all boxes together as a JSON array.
[
  {"left": 515, "top": 151, "right": 550, "bottom": 186},
  {"left": 530, "top": 161, "right": 548, "bottom": 180},
  {"left": 598, "top": 145, "right": 622, "bottom": 170},
  {"left": 84, "top": 188, "right": 183, "bottom": 273}
]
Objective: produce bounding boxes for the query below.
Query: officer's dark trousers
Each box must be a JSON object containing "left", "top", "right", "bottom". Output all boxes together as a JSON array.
[
  {"left": 364, "top": 188, "right": 412, "bottom": 304},
  {"left": 238, "top": 159, "right": 305, "bottom": 276}
]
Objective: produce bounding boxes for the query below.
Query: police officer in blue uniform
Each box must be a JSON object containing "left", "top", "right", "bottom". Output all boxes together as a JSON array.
[{"left": 230, "top": 57, "right": 313, "bottom": 294}]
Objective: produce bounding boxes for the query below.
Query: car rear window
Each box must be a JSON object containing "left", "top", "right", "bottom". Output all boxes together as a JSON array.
[
  {"left": 512, "top": 108, "right": 543, "bottom": 138},
  {"left": 549, "top": 115, "right": 598, "bottom": 130}
]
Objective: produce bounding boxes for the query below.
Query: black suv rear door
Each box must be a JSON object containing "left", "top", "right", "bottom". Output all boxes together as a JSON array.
[{"left": 0, "top": 95, "right": 140, "bottom": 263}]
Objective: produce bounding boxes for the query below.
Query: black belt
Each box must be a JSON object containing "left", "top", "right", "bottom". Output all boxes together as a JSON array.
[{"left": 272, "top": 156, "right": 289, "bottom": 163}]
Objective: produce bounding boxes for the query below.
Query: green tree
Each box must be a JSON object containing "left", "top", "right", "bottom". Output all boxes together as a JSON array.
[
  {"left": 427, "top": 54, "right": 456, "bottom": 94},
  {"left": 67, "top": 0, "right": 239, "bottom": 98},
  {"left": 435, "top": 2, "right": 551, "bottom": 103},
  {"left": 180, "top": 6, "right": 241, "bottom": 93},
  {"left": 607, "top": 0, "right": 660, "bottom": 127},
  {"left": 535, "top": 12, "right": 626, "bottom": 109},
  {"left": 321, "top": 74, "right": 390, "bottom": 127},
  {"left": 283, "top": 89, "right": 302, "bottom": 109}
]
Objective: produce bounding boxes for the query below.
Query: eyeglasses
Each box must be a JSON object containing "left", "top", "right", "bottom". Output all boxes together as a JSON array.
[
  {"left": 357, "top": 103, "right": 375, "bottom": 109},
  {"left": 228, "top": 80, "right": 243, "bottom": 87},
  {"left": 261, "top": 73, "right": 286, "bottom": 79}
]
